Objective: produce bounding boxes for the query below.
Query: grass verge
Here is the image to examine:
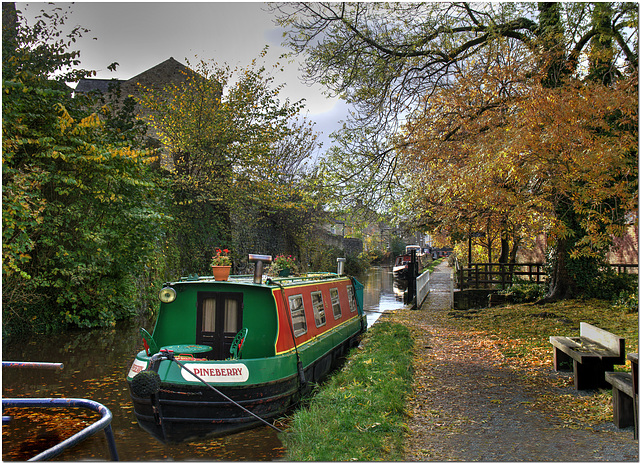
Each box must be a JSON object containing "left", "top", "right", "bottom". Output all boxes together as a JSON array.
[
  {"left": 424, "top": 258, "right": 444, "bottom": 273},
  {"left": 281, "top": 321, "right": 414, "bottom": 461}
]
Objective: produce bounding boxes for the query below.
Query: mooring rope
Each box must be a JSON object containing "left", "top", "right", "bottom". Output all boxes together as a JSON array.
[{"left": 154, "top": 350, "right": 282, "bottom": 433}]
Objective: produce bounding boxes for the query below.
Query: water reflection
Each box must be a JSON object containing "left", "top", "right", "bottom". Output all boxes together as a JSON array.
[
  {"left": 2, "top": 320, "right": 285, "bottom": 461},
  {"left": 360, "top": 266, "right": 407, "bottom": 326},
  {"left": 2, "top": 267, "right": 406, "bottom": 461}
]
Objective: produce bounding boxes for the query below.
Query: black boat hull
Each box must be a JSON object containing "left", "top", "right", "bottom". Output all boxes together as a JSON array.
[
  {"left": 129, "top": 375, "right": 299, "bottom": 443},
  {"left": 129, "top": 331, "right": 362, "bottom": 443}
]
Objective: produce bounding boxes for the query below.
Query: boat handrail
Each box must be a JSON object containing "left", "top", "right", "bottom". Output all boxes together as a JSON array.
[
  {"left": 176, "top": 273, "right": 346, "bottom": 286},
  {"left": 266, "top": 273, "right": 346, "bottom": 286},
  {"left": 2, "top": 397, "right": 119, "bottom": 461},
  {"left": 178, "top": 275, "right": 254, "bottom": 282}
]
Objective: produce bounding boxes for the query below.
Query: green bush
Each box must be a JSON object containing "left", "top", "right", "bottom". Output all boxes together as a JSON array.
[
  {"left": 500, "top": 280, "right": 547, "bottom": 303},
  {"left": 592, "top": 270, "right": 638, "bottom": 301},
  {"left": 612, "top": 289, "right": 639, "bottom": 313}
]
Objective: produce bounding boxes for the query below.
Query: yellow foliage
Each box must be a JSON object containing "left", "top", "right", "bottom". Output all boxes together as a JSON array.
[
  {"left": 77, "top": 113, "right": 102, "bottom": 129},
  {"left": 56, "top": 103, "right": 74, "bottom": 133}
]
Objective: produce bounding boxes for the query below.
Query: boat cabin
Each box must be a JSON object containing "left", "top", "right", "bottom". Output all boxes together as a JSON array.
[{"left": 127, "top": 256, "right": 366, "bottom": 443}]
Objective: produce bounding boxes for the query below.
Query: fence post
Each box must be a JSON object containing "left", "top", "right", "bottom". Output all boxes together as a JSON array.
[
  {"left": 450, "top": 270, "right": 454, "bottom": 309},
  {"left": 410, "top": 249, "right": 417, "bottom": 304}
]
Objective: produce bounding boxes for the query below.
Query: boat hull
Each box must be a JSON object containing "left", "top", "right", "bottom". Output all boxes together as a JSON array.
[
  {"left": 128, "top": 329, "right": 362, "bottom": 443},
  {"left": 130, "top": 375, "right": 298, "bottom": 443},
  {"left": 393, "top": 265, "right": 409, "bottom": 279}
]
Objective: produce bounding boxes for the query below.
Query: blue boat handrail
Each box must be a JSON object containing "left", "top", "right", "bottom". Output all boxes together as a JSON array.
[{"left": 2, "top": 397, "right": 119, "bottom": 461}]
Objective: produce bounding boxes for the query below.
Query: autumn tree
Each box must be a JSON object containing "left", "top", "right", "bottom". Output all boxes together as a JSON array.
[
  {"left": 273, "top": 2, "right": 638, "bottom": 300},
  {"left": 138, "top": 56, "right": 321, "bottom": 274},
  {"left": 399, "top": 42, "right": 637, "bottom": 263},
  {"left": 2, "top": 3, "right": 166, "bottom": 335}
]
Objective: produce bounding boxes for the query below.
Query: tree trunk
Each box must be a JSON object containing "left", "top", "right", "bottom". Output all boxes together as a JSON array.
[
  {"left": 498, "top": 227, "right": 509, "bottom": 264},
  {"left": 536, "top": 3, "right": 573, "bottom": 303},
  {"left": 539, "top": 236, "right": 573, "bottom": 303},
  {"left": 589, "top": 3, "right": 614, "bottom": 85},
  {"left": 508, "top": 237, "right": 520, "bottom": 265},
  {"left": 537, "top": 2, "right": 566, "bottom": 88}
]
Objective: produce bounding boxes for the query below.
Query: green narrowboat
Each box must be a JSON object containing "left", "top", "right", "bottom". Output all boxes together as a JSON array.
[{"left": 126, "top": 255, "right": 366, "bottom": 443}]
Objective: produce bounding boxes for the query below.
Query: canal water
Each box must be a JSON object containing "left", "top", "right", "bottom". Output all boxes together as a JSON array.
[{"left": 2, "top": 267, "right": 406, "bottom": 461}]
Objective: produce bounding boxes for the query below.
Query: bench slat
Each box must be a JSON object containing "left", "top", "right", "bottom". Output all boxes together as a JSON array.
[
  {"left": 605, "top": 371, "right": 634, "bottom": 397},
  {"left": 580, "top": 322, "right": 624, "bottom": 356},
  {"left": 550, "top": 325, "right": 626, "bottom": 391},
  {"left": 549, "top": 336, "right": 608, "bottom": 362}
]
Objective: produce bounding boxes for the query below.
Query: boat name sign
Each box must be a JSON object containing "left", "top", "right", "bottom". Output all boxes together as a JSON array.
[
  {"left": 181, "top": 363, "right": 249, "bottom": 383},
  {"left": 128, "top": 359, "right": 250, "bottom": 383},
  {"left": 128, "top": 359, "right": 148, "bottom": 378}
]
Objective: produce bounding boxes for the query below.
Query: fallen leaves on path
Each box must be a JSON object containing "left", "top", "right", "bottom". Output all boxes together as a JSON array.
[{"left": 385, "top": 290, "right": 637, "bottom": 461}]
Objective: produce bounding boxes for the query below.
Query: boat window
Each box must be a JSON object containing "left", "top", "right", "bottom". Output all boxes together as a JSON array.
[
  {"left": 196, "top": 292, "right": 243, "bottom": 360},
  {"left": 347, "top": 286, "right": 357, "bottom": 313},
  {"left": 224, "top": 298, "right": 239, "bottom": 333},
  {"left": 288, "top": 294, "right": 307, "bottom": 337},
  {"left": 311, "top": 291, "right": 326, "bottom": 327},
  {"left": 202, "top": 297, "right": 216, "bottom": 332},
  {"left": 330, "top": 288, "right": 342, "bottom": 319}
]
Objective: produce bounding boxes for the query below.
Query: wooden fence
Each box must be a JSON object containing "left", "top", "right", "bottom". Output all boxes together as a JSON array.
[
  {"left": 457, "top": 263, "right": 545, "bottom": 290},
  {"left": 603, "top": 263, "right": 639, "bottom": 274},
  {"left": 457, "top": 262, "right": 638, "bottom": 290}
]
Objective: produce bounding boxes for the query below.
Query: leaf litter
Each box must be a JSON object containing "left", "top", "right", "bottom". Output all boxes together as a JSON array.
[{"left": 386, "top": 278, "right": 638, "bottom": 462}]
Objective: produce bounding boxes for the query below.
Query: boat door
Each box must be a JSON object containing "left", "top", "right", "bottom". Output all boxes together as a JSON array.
[{"left": 196, "top": 292, "right": 243, "bottom": 360}]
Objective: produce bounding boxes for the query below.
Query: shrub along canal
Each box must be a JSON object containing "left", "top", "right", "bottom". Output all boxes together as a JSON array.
[{"left": 2, "top": 266, "right": 406, "bottom": 461}]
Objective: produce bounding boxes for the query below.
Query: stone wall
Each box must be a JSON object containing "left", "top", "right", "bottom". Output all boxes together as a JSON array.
[
  {"left": 343, "top": 237, "right": 363, "bottom": 256},
  {"left": 517, "top": 227, "right": 639, "bottom": 265}
]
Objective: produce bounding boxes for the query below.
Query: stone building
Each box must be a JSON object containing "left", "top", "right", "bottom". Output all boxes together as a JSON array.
[
  {"left": 75, "top": 57, "right": 193, "bottom": 101},
  {"left": 75, "top": 57, "right": 197, "bottom": 168}
]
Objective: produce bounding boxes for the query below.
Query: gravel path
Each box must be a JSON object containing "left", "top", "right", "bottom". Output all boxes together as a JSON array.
[{"left": 389, "top": 262, "right": 638, "bottom": 462}]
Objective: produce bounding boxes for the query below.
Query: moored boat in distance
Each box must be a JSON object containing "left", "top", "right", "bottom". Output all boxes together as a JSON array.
[
  {"left": 127, "top": 255, "right": 367, "bottom": 443},
  {"left": 392, "top": 245, "right": 424, "bottom": 279}
]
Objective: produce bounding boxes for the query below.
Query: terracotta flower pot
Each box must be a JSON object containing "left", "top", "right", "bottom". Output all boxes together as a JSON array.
[{"left": 211, "top": 265, "right": 231, "bottom": 281}]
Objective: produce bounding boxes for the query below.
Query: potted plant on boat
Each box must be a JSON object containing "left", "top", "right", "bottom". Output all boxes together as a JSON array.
[
  {"left": 211, "top": 248, "right": 232, "bottom": 281},
  {"left": 269, "top": 254, "right": 298, "bottom": 277}
]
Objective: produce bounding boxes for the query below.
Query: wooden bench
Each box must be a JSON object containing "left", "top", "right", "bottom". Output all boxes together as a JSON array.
[
  {"left": 549, "top": 322, "right": 625, "bottom": 390},
  {"left": 629, "top": 353, "right": 638, "bottom": 439},
  {"left": 605, "top": 371, "right": 635, "bottom": 429}
]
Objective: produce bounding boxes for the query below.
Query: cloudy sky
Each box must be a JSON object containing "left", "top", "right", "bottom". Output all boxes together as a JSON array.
[{"left": 16, "top": 1, "right": 350, "bottom": 153}]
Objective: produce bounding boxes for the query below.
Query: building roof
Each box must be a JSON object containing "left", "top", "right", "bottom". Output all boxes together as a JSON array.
[
  {"left": 74, "top": 78, "right": 121, "bottom": 94},
  {"left": 74, "top": 57, "right": 192, "bottom": 95}
]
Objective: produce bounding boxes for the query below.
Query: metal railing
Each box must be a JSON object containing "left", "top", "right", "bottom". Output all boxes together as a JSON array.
[
  {"left": 2, "top": 361, "right": 64, "bottom": 370},
  {"left": 2, "top": 398, "right": 119, "bottom": 461},
  {"left": 2, "top": 361, "right": 118, "bottom": 461},
  {"left": 416, "top": 270, "right": 430, "bottom": 307}
]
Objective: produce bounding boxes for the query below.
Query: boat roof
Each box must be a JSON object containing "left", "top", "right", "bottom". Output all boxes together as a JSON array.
[{"left": 169, "top": 272, "right": 350, "bottom": 288}]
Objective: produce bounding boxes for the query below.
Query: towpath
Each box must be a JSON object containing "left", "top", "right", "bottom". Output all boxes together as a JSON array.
[{"left": 388, "top": 261, "right": 638, "bottom": 461}]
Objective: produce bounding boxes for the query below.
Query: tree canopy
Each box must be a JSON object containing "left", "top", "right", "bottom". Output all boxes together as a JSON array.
[
  {"left": 2, "top": 3, "right": 166, "bottom": 333},
  {"left": 138, "top": 55, "right": 323, "bottom": 274},
  {"left": 273, "top": 1, "right": 638, "bottom": 300}
]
